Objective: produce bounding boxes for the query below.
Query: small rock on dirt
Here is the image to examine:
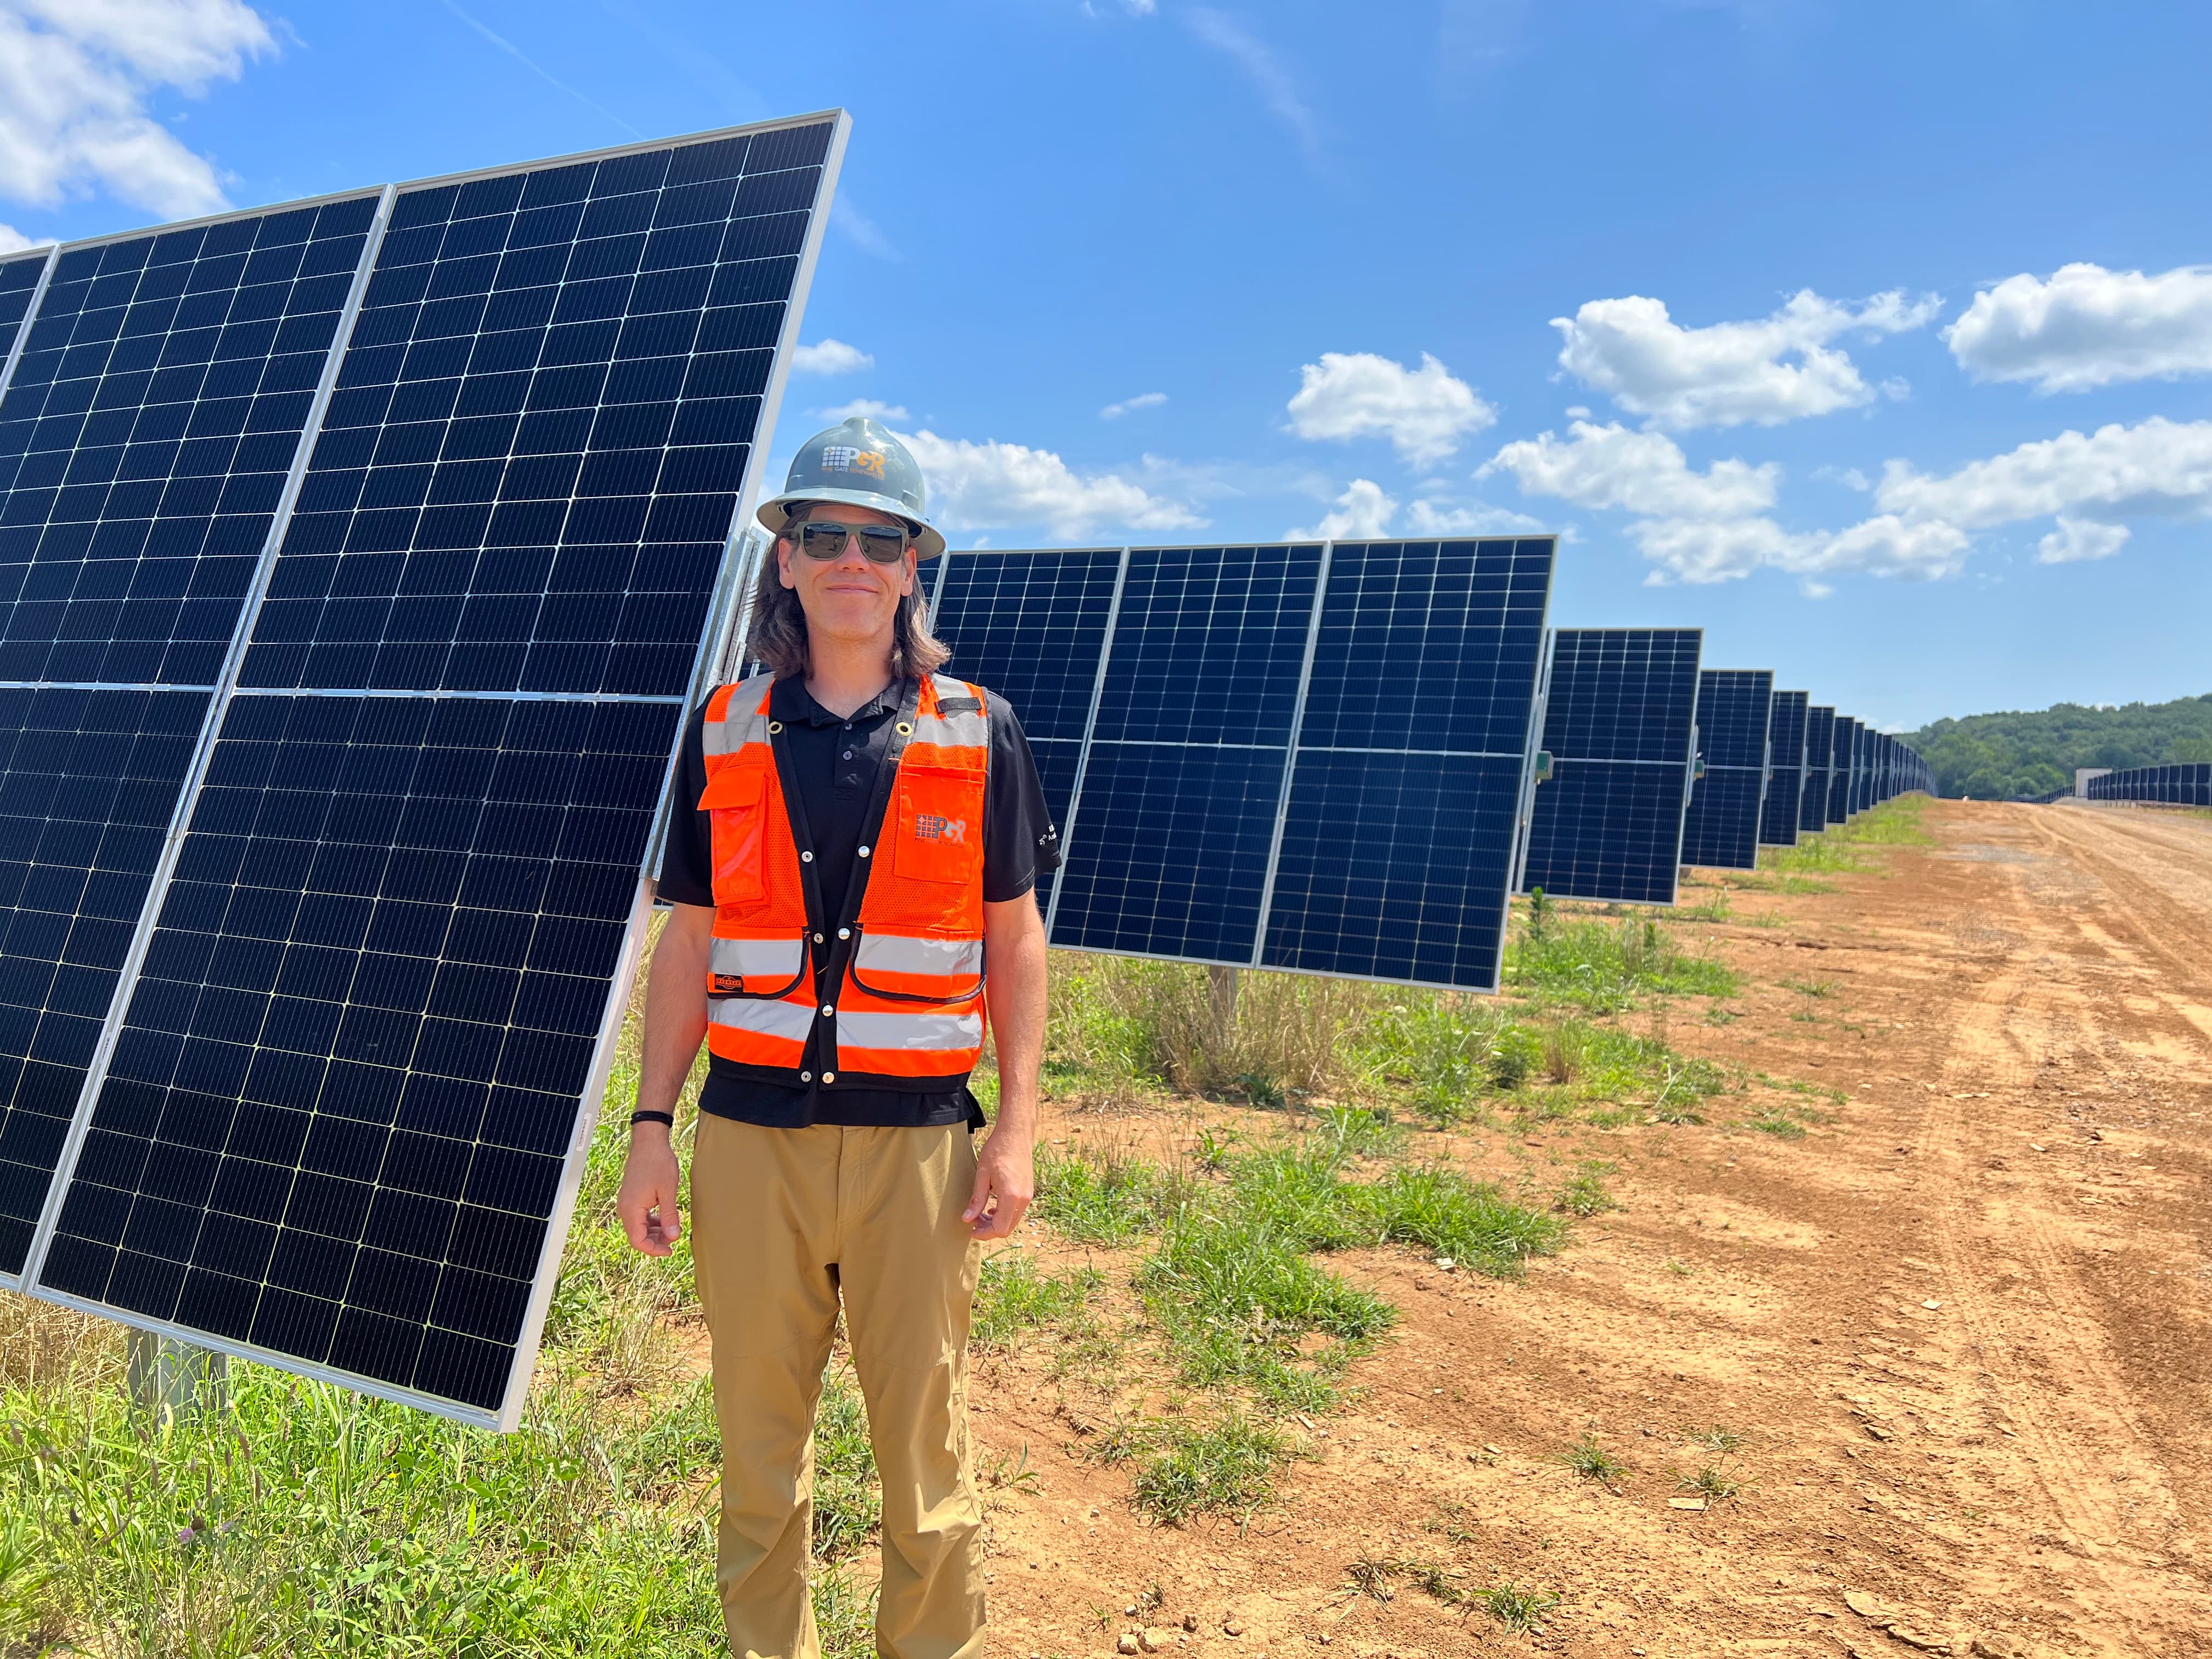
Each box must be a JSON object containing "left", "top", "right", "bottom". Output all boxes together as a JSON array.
[
  {"left": 1139, "top": 1630, "right": 1168, "bottom": 1653},
  {"left": 1223, "top": 1621, "right": 1245, "bottom": 1637},
  {"left": 1117, "top": 1637, "right": 1141, "bottom": 1655},
  {"left": 1843, "top": 1591, "right": 1886, "bottom": 1620},
  {"left": 1182, "top": 1616, "right": 1199, "bottom": 1632},
  {"left": 1921, "top": 1298, "right": 1943, "bottom": 1310},
  {"left": 1668, "top": 1497, "right": 1706, "bottom": 1510},
  {"left": 1887, "top": 1628, "right": 1950, "bottom": 1653}
]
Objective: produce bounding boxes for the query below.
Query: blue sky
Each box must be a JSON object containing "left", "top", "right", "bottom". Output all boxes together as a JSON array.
[{"left": 4, "top": 1, "right": 2209, "bottom": 731}]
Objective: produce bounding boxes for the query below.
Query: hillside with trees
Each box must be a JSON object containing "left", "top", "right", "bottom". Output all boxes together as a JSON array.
[{"left": 1902, "top": 693, "right": 2212, "bottom": 799}]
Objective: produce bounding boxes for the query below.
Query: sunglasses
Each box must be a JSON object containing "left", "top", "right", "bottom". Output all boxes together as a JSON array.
[{"left": 789, "top": 520, "right": 911, "bottom": 563}]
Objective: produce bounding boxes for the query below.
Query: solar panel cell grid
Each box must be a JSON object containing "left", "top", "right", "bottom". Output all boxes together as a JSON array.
[
  {"left": 0, "top": 252, "right": 49, "bottom": 377},
  {"left": 237, "top": 125, "right": 831, "bottom": 703},
  {"left": 0, "top": 198, "right": 378, "bottom": 688},
  {"left": 36, "top": 691, "right": 677, "bottom": 1409},
  {"left": 1800, "top": 704, "right": 1833, "bottom": 834},
  {"left": 0, "top": 687, "right": 208, "bottom": 1272},
  {"left": 1759, "top": 690, "right": 1808, "bottom": 847},
  {"left": 1519, "top": 628, "right": 1700, "bottom": 906},
  {"left": 1679, "top": 669, "right": 1773, "bottom": 870}
]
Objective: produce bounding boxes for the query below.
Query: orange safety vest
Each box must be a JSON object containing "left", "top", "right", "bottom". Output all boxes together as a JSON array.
[{"left": 695, "top": 670, "right": 990, "bottom": 1090}]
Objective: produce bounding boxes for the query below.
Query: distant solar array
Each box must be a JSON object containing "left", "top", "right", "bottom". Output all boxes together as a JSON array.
[
  {"left": 2, "top": 112, "right": 849, "bottom": 1429},
  {"left": 1758, "top": 690, "right": 1809, "bottom": 848},
  {"left": 2080, "top": 763, "right": 2211, "bottom": 806}
]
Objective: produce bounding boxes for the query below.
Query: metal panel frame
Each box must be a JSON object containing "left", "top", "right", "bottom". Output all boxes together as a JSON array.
[
  {"left": 8, "top": 188, "right": 397, "bottom": 1294},
  {"left": 1040, "top": 546, "right": 1130, "bottom": 941},
  {"left": 12, "top": 112, "right": 853, "bottom": 1429},
  {"left": 1247, "top": 543, "right": 1334, "bottom": 967},
  {"left": 0, "top": 244, "right": 58, "bottom": 403}
]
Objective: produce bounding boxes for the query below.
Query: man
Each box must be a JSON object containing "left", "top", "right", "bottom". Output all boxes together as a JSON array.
[{"left": 617, "top": 416, "right": 1054, "bottom": 1659}]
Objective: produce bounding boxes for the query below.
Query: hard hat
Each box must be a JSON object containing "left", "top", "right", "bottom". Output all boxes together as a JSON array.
[{"left": 755, "top": 416, "right": 945, "bottom": 560}]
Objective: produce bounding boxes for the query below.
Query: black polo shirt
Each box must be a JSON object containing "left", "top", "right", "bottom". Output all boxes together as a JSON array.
[{"left": 657, "top": 674, "right": 1060, "bottom": 1128}]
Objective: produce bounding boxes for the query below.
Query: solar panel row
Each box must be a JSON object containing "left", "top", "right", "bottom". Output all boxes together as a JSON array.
[
  {"left": 1758, "top": 690, "right": 1809, "bottom": 847},
  {"left": 1679, "top": 669, "right": 1773, "bottom": 870},
  {"left": 1799, "top": 704, "right": 1835, "bottom": 834},
  {"left": 2082, "top": 763, "right": 2209, "bottom": 804},
  {"left": 928, "top": 537, "right": 1556, "bottom": 994},
  {"left": 8, "top": 112, "right": 849, "bottom": 1431}
]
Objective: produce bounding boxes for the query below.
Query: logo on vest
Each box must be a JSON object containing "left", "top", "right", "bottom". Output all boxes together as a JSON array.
[{"left": 914, "top": 813, "right": 968, "bottom": 844}]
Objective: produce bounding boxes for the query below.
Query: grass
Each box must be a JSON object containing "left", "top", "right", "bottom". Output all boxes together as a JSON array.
[
  {"left": 1474, "top": 1582, "right": 1561, "bottom": 1632},
  {"left": 1032, "top": 1143, "right": 1180, "bottom": 1245},
  {"left": 1760, "top": 797, "right": 1934, "bottom": 879},
  {"left": 1556, "top": 1434, "right": 1626, "bottom": 1486},
  {"left": 1095, "top": 1414, "right": 1298, "bottom": 1526},
  {"left": 970, "top": 1255, "right": 1103, "bottom": 1353},
  {"left": 1554, "top": 1161, "right": 1617, "bottom": 1217},
  {"left": 1506, "top": 915, "right": 1741, "bottom": 1012}
]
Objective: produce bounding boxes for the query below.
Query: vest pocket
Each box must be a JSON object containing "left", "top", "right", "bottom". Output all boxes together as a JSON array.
[
  {"left": 700, "top": 764, "right": 769, "bottom": 906},
  {"left": 890, "top": 764, "right": 986, "bottom": 887}
]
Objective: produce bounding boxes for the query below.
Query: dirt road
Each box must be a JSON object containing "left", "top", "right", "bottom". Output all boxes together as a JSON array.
[{"left": 969, "top": 801, "right": 2212, "bottom": 1659}]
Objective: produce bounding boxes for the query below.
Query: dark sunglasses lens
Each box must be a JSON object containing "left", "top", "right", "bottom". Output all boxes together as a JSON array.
[{"left": 797, "top": 522, "right": 907, "bottom": 561}]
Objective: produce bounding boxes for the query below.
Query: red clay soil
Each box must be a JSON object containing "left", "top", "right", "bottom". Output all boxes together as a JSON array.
[{"left": 962, "top": 801, "right": 2212, "bottom": 1659}]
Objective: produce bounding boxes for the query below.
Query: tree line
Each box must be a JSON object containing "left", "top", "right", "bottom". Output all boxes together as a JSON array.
[{"left": 1901, "top": 692, "right": 2212, "bottom": 799}]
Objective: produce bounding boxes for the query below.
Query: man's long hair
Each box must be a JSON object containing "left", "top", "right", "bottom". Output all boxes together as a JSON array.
[{"left": 743, "top": 504, "right": 951, "bottom": 680}]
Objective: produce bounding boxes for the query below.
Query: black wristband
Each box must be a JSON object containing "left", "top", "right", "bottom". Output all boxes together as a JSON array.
[{"left": 629, "top": 1110, "right": 675, "bottom": 1128}]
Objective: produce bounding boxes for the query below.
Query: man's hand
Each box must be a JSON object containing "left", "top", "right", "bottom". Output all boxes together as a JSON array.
[
  {"left": 616, "top": 1126, "right": 684, "bottom": 1256},
  {"left": 962, "top": 1124, "right": 1034, "bottom": 1240}
]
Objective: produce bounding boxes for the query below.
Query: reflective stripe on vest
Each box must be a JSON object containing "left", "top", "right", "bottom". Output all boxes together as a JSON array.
[{"left": 698, "top": 672, "right": 990, "bottom": 1087}]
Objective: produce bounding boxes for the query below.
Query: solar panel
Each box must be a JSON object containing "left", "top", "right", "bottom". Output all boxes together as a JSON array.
[
  {"left": 0, "top": 250, "right": 52, "bottom": 381},
  {"left": 1518, "top": 628, "right": 1700, "bottom": 905},
  {"left": 1758, "top": 690, "right": 1808, "bottom": 846},
  {"left": 1679, "top": 669, "right": 1772, "bottom": 870},
  {"left": 928, "top": 546, "right": 1121, "bottom": 915},
  {"left": 940, "top": 537, "right": 1555, "bottom": 992},
  {"left": 1828, "top": 717, "right": 1857, "bottom": 822},
  {"left": 0, "top": 193, "right": 382, "bottom": 1278},
  {"left": 16, "top": 112, "right": 847, "bottom": 1430},
  {"left": 1799, "top": 704, "right": 1833, "bottom": 834}
]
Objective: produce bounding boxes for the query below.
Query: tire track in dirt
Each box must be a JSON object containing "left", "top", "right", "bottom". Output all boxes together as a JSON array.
[{"left": 1916, "top": 811, "right": 2212, "bottom": 1656}]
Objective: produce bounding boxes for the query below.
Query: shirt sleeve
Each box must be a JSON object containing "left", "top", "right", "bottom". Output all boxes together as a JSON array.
[
  {"left": 654, "top": 702, "right": 716, "bottom": 909},
  {"left": 981, "top": 695, "right": 1063, "bottom": 904}
]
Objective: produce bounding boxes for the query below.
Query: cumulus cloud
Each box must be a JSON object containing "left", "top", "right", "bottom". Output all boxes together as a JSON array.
[
  {"left": 1403, "top": 498, "right": 1551, "bottom": 537},
  {"left": 814, "top": 398, "right": 908, "bottom": 422},
  {"left": 0, "top": 0, "right": 274, "bottom": 220},
  {"left": 1286, "top": 351, "right": 1495, "bottom": 467},
  {"left": 1289, "top": 478, "right": 1397, "bottom": 540},
  {"left": 899, "top": 428, "right": 1203, "bottom": 539},
  {"left": 0, "top": 222, "right": 41, "bottom": 252},
  {"left": 1874, "top": 415, "right": 2212, "bottom": 529},
  {"left": 791, "top": 338, "right": 873, "bottom": 375},
  {"left": 1099, "top": 391, "right": 1167, "bottom": 420},
  {"left": 1945, "top": 263, "right": 2212, "bottom": 392},
  {"left": 1553, "top": 289, "right": 1941, "bottom": 431},
  {"left": 1480, "top": 421, "right": 1778, "bottom": 519},
  {"left": 2035, "top": 517, "right": 2131, "bottom": 565}
]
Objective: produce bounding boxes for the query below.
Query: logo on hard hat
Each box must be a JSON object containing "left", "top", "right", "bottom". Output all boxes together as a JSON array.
[{"left": 822, "top": 445, "right": 888, "bottom": 479}]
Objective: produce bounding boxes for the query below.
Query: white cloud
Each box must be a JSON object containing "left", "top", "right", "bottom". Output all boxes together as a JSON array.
[
  {"left": 1186, "top": 10, "right": 1320, "bottom": 160},
  {"left": 1099, "top": 391, "right": 1167, "bottom": 420},
  {"left": 1622, "top": 512, "right": 1971, "bottom": 586},
  {"left": 831, "top": 196, "right": 899, "bottom": 261},
  {"left": 791, "top": 338, "right": 873, "bottom": 375},
  {"left": 1289, "top": 477, "right": 1397, "bottom": 540},
  {"left": 0, "top": 222, "right": 41, "bottom": 252},
  {"left": 1403, "top": 498, "right": 1550, "bottom": 537},
  {"left": 898, "top": 428, "right": 1203, "bottom": 539},
  {"left": 2035, "top": 516, "right": 2131, "bottom": 565},
  {"left": 1553, "top": 289, "right": 1942, "bottom": 431},
  {"left": 814, "top": 398, "right": 909, "bottom": 422},
  {"left": 1480, "top": 420, "right": 1778, "bottom": 518},
  {"left": 1286, "top": 351, "right": 1494, "bottom": 467},
  {"left": 1945, "top": 263, "right": 2212, "bottom": 392},
  {"left": 0, "top": 0, "right": 275, "bottom": 219},
  {"left": 1874, "top": 416, "right": 2212, "bottom": 529}
]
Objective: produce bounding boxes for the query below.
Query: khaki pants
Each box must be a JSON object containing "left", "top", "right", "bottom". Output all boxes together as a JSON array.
[{"left": 691, "top": 1114, "right": 985, "bottom": 1659}]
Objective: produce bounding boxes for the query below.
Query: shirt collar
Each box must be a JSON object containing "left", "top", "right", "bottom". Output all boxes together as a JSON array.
[{"left": 770, "top": 675, "right": 906, "bottom": 727}]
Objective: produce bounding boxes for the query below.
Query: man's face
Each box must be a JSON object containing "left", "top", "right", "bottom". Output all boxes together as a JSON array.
[{"left": 776, "top": 504, "right": 918, "bottom": 648}]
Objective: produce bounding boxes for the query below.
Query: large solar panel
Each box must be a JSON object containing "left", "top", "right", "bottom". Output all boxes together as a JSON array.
[
  {"left": 1799, "top": 704, "right": 1834, "bottom": 834},
  {"left": 0, "top": 251, "right": 51, "bottom": 377},
  {"left": 1518, "top": 628, "right": 1700, "bottom": 905},
  {"left": 932, "top": 537, "right": 1555, "bottom": 991},
  {"left": 1679, "top": 668, "right": 1772, "bottom": 870},
  {"left": 15, "top": 112, "right": 846, "bottom": 1430},
  {"left": 1758, "top": 690, "right": 1808, "bottom": 847}
]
